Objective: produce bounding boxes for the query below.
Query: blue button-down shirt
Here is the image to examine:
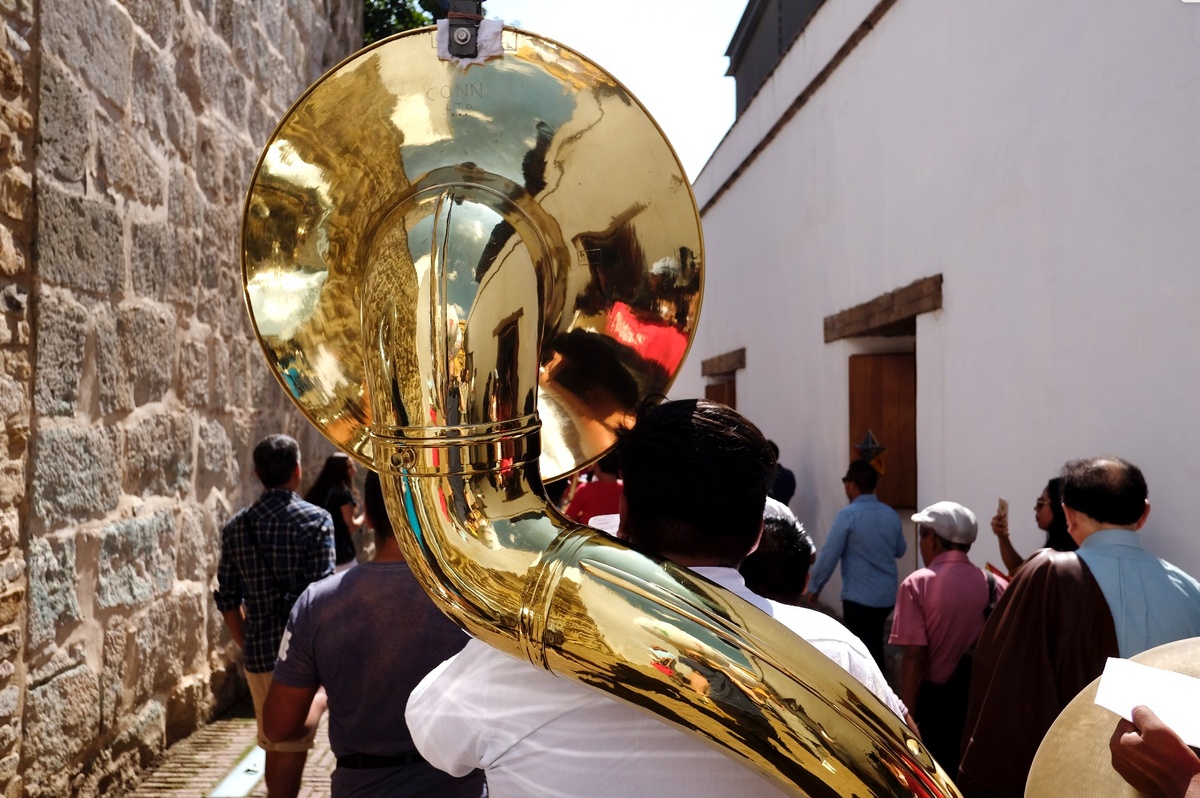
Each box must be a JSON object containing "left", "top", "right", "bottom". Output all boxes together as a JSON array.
[
  {"left": 809, "top": 494, "right": 906, "bottom": 608},
  {"left": 1076, "top": 528, "right": 1200, "bottom": 658},
  {"left": 214, "top": 488, "right": 335, "bottom": 672}
]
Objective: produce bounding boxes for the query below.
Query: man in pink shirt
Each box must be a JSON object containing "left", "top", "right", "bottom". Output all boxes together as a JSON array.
[{"left": 889, "top": 501, "right": 1006, "bottom": 774}]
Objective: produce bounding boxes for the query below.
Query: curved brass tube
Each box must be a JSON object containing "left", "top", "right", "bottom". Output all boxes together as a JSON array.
[
  {"left": 357, "top": 180, "right": 959, "bottom": 797},
  {"left": 242, "top": 27, "right": 961, "bottom": 796}
]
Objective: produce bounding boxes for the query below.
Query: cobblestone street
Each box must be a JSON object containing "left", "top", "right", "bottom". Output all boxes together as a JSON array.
[{"left": 128, "top": 702, "right": 333, "bottom": 798}]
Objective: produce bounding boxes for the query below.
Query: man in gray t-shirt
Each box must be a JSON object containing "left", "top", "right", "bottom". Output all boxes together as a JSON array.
[{"left": 264, "top": 472, "right": 484, "bottom": 798}]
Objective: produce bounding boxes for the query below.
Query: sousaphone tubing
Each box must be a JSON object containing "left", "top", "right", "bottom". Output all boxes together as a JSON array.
[{"left": 242, "top": 25, "right": 958, "bottom": 797}]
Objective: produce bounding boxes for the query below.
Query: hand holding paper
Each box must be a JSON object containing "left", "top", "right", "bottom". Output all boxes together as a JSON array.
[{"left": 1095, "top": 657, "right": 1200, "bottom": 748}]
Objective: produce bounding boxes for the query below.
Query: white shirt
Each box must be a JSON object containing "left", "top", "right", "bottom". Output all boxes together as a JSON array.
[{"left": 406, "top": 568, "right": 907, "bottom": 798}]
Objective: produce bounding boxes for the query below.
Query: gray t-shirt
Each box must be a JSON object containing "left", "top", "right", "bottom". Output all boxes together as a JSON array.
[{"left": 274, "top": 560, "right": 484, "bottom": 797}]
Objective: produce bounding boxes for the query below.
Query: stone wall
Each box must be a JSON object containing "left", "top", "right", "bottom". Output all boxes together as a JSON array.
[{"left": 0, "top": 0, "right": 362, "bottom": 795}]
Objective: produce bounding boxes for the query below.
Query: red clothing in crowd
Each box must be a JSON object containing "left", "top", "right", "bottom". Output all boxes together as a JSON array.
[{"left": 565, "top": 480, "right": 623, "bottom": 524}]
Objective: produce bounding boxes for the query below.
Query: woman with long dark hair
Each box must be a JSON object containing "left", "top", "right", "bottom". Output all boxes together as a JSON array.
[
  {"left": 306, "top": 452, "right": 364, "bottom": 572},
  {"left": 990, "top": 476, "right": 1077, "bottom": 575}
]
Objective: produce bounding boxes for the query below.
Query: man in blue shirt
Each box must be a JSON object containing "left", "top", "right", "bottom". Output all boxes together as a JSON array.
[
  {"left": 804, "top": 460, "right": 907, "bottom": 668},
  {"left": 1064, "top": 457, "right": 1200, "bottom": 657}
]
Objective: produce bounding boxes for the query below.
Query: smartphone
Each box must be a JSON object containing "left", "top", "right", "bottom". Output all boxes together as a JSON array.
[{"left": 997, "top": 498, "right": 1009, "bottom": 519}]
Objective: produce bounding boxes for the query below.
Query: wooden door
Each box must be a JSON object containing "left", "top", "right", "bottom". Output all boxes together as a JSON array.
[
  {"left": 705, "top": 377, "right": 737, "bottom": 409},
  {"left": 848, "top": 353, "right": 916, "bottom": 509}
]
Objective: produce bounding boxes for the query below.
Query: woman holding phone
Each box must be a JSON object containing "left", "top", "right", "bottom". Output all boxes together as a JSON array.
[{"left": 990, "top": 477, "right": 1077, "bottom": 575}]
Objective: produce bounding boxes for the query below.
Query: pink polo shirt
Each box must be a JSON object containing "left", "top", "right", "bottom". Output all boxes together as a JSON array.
[{"left": 889, "top": 550, "right": 1008, "bottom": 684}]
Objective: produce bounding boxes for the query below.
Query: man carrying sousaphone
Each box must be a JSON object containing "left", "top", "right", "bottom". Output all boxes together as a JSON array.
[{"left": 406, "top": 398, "right": 915, "bottom": 797}]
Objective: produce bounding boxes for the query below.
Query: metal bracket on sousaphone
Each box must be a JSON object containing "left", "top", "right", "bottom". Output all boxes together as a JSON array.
[{"left": 240, "top": 23, "right": 960, "bottom": 798}]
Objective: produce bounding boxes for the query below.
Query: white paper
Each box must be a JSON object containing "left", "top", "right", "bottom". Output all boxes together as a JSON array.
[{"left": 1094, "top": 657, "right": 1200, "bottom": 747}]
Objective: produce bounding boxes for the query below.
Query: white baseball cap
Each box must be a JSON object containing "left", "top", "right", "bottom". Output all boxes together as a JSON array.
[{"left": 911, "top": 501, "right": 978, "bottom": 545}]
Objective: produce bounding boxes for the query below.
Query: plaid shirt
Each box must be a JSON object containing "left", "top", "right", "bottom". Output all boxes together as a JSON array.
[{"left": 214, "top": 488, "right": 335, "bottom": 672}]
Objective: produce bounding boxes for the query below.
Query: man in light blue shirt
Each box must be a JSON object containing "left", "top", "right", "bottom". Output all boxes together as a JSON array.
[
  {"left": 804, "top": 460, "right": 907, "bottom": 668},
  {"left": 1064, "top": 457, "right": 1200, "bottom": 658}
]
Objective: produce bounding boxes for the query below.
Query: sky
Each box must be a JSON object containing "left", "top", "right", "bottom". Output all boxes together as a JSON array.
[{"left": 481, "top": 1, "right": 748, "bottom": 180}]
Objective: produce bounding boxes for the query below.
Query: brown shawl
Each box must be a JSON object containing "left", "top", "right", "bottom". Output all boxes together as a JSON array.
[{"left": 956, "top": 549, "right": 1118, "bottom": 798}]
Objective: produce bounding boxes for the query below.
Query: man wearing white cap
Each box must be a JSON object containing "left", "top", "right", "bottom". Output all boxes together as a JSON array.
[{"left": 889, "top": 501, "right": 1006, "bottom": 774}]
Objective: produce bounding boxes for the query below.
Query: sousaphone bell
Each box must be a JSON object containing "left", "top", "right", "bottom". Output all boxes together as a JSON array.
[{"left": 241, "top": 24, "right": 958, "bottom": 797}]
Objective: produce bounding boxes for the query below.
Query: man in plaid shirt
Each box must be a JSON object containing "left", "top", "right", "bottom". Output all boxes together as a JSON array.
[{"left": 215, "top": 433, "right": 335, "bottom": 797}]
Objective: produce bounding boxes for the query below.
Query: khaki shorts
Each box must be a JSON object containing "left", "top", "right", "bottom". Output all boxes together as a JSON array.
[{"left": 246, "top": 669, "right": 318, "bottom": 753}]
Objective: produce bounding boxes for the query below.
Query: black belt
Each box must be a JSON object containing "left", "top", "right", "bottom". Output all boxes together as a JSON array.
[{"left": 336, "top": 751, "right": 425, "bottom": 769}]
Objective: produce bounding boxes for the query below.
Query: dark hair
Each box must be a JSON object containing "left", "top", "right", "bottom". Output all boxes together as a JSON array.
[
  {"left": 543, "top": 477, "right": 570, "bottom": 509},
  {"left": 1042, "top": 477, "right": 1076, "bottom": 551},
  {"left": 1059, "top": 457, "right": 1148, "bottom": 526},
  {"left": 843, "top": 460, "right": 879, "bottom": 493},
  {"left": 305, "top": 452, "right": 354, "bottom": 507},
  {"left": 740, "top": 514, "right": 815, "bottom": 605},
  {"left": 596, "top": 451, "right": 621, "bottom": 477},
  {"left": 362, "top": 471, "right": 392, "bottom": 540},
  {"left": 767, "top": 440, "right": 780, "bottom": 459},
  {"left": 617, "top": 399, "right": 773, "bottom": 566},
  {"left": 253, "top": 434, "right": 301, "bottom": 488}
]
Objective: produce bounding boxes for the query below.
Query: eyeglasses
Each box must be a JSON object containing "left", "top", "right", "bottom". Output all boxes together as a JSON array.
[{"left": 1035, "top": 498, "right": 1050, "bottom": 508}]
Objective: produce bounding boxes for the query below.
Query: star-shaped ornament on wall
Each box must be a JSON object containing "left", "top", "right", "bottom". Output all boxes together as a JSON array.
[{"left": 854, "top": 430, "right": 887, "bottom": 474}]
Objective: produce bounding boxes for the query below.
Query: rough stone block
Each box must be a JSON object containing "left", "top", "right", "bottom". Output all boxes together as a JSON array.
[
  {"left": 132, "top": 36, "right": 182, "bottom": 158},
  {"left": 101, "top": 625, "right": 128, "bottom": 731},
  {"left": 43, "top": 0, "right": 134, "bottom": 109},
  {"left": 32, "top": 291, "right": 87, "bottom": 417},
  {"left": 26, "top": 536, "right": 78, "bottom": 647},
  {"left": 0, "top": 165, "right": 31, "bottom": 221},
  {"left": 134, "top": 592, "right": 203, "bottom": 700},
  {"left": 92, "top": 305, "right": 127, "bottom": 416},
  {"left": 0, "top": 584, "right": 22, "bottom": 627},
  {"left": 210, "top": 336, "right": 230, "bottom": 410},
  {"left": 122, "top": 410, "right": 192, "bottom": 498},
  {"left": 111, "top": 699, "right": 165, "bottom": 770},
  {"left": 37, "top": 186, "right": 123, "bottom": 294},
  {"left": 201, "top": 202, "right": 236, "bottom": 292},
  {"left": 27, "top": 643, "right": 85, "bottom": 686},
  {"left": 168, "top": 165, "right": 206, "bottom": 240},
  {"left": 0, "top": 625, "right": 20, "bottom": 662},
  {"left": 166, "top": 676, "right": 213, "bottom": 745},
  {"left": 97, "top": 511, "right": 175, "bottom": 610},
  {"left": 176, "top": 505, "right": 212, "bottom": 582},
  {"left": 117, "top": 302, "right": 174, "bottom": 406},
  {"left": 178, "top": 339, "right": 209, "bottom": 408},
  {"left": 197, "top": 418, "right": 232, "bottom": 479},
  {"left": 36, "top": 60, "right": 88, "bottom": 186},
  {"left": 120, "top": 0, "right": 177, "bottom": 49},
  {"left": 193, "top": 120, "right": 227, "bottom": 203},
  {"left": 165, "top": 79, "right": 197, "bottom": 158},
  {"left": 214, "top": 0, "right": 235, "bottom": 47},
  {"left": 248, "top": 98, "right": 275, "bottom": 152},
  {"left": 96, "top": 114, "right": 162, "bottom": 206},
  {"left": 221, "top": 69, "right": 248, "bottom": 130},
  {"left": 31, "top": 426, "right": 119, "bottom": 524},
  {"left": 0, "top": 224, "right": 26, "bottom": 277},
  {"left": 0, "top": 0, "right": 34, "bottom": 27},
  {"left": 0, "top": 373, "right": 24, "bottom": 420},
  {"left": 1, "top": 285, "right": 26, "bottom": 316},
  {"left": 0, "top": 717, "right": 17, "bottom": 750},
  {"left": 0, "top": 752, "right": 16, "bottom": 782},
  {"left": 22, "top": 663, "right": 101, "bottom": 776},
  {"left": 171, "top": 228, "right": 201, "bottom": 311},
  {"left": 129, "top": 222, "right": 174, "bottom": 304},
  {"left": 0, "top": 685, "right": 16, "bottom": 720},
  {"left": 0, "top": 555, "right": 22, "bottom": 584}
]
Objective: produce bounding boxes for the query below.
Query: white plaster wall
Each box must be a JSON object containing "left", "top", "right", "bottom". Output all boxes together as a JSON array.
[{"left": 675, "top": 0, "right": 1200, "bottom": 583}]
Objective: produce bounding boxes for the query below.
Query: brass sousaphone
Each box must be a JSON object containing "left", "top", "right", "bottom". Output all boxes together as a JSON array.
[{"left": 242, "top": 25, "right": 959, "bottom": 797}]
